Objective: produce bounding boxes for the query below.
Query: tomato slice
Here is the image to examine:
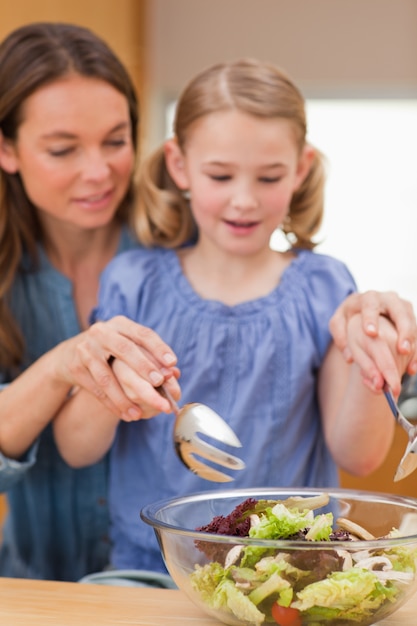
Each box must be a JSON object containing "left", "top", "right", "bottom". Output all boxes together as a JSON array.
[{"left": 271, "top": 602, "right": 302, "bottom": 626}]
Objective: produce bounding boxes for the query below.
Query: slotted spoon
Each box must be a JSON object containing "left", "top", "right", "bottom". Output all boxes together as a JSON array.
[
  {"left": 159, "top": 385, "right": 246, "bottom": 482},
  {"left": 384, "top": 382, "right": 417, "bottom": 481}
]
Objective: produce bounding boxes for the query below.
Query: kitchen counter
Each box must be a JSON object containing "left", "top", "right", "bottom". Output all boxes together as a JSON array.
[{"left": 0, "top": 577, "right": 416, "bottom": 625}]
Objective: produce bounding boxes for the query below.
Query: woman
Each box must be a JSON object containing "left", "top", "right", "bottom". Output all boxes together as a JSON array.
[{"left": 0, "top": 22, "right": 179, "bottom": 581}]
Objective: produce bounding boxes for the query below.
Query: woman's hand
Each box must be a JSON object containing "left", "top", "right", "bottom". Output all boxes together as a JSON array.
[
  {"left": 330, "top": 291, "right": 417, "bottom": 384},
  {"left": 339, "top": 312, "right": 411, "bottom": 396},
  {"left": 54, "top": 315, "right": 180, "bottom": 420}
]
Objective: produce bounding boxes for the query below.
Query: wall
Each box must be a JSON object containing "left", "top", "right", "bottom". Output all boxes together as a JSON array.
[
  {"left": 147, "top": 0, "right": 417, "bottom": 90},
  {"left": 144, "top": 0, "right": 417, "bottom": 148}
]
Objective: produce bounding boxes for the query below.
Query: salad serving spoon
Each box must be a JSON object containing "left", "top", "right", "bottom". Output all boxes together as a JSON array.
[
  {"left": 383, "top": 383, "right": 417, "bottom": 481},
  {"left": 159, "top": 385, "right": 246, "bottom": 483}
]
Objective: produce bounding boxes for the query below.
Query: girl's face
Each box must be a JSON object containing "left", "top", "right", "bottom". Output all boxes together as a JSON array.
[
  {"left": 165, "top": 109, "right": 313, "bottom": 257},
  {"left": 0, "top": 74, "right": 134, "bottom": 231}
]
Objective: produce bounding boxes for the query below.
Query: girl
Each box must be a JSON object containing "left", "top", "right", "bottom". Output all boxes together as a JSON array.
[{"left": 54, "top": 59, "right": 416, "bottom": 574}]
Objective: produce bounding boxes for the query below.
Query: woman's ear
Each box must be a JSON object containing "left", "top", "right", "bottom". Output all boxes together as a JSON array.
[
  {"left": 0, "top": 131, "right": 19, "bottom": 173},
  {"left": 164, "top": 138, "right": 189, "bottom": 190},
  {"left": 295, "top": 144, "right": 315, "bottom": 189}
]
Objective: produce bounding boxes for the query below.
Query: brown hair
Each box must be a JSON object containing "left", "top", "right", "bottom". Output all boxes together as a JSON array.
[
  {"left": 135, "top": 58, "right": 325, "bottom": 250},
  {"left": 0, "top": 22, "right": 139, "bottom": 369}
]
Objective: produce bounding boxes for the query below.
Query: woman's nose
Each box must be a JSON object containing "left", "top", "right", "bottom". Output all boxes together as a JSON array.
[{"left": 81, "top": 150, "right": 111, "bottom": 181}]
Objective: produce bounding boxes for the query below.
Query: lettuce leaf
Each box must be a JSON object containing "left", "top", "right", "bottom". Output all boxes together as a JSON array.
[
  {"left": 292, "top": 567, "right": 399, "bottom": 617},
  {"left": 190, "top": 563, "right": 265, "bottom": 625}
]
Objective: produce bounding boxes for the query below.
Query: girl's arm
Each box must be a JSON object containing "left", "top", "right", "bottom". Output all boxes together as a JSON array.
[
  {"left": 53, "top": 387, "right": 120, "bottom": 467},
  {"left": 53, "top": 356, "right": 179, "bottom": 467},
  {"left": 320, "top": 314, "right": 409, "bottom": 476},
  {"left": 0, "top": 316, "right": 179, "bottom": 459}
]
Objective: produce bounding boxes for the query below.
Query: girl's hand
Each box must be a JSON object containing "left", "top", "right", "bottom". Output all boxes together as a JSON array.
[
  {"left": 54, "top": 315, "right": 179, "bottom": 420},
  {"left": 341, "top": 313, "right": 411, "bottom": 396},
  {"left": 330, "top": 291, "right": 417, "bottom": 377},
  {"left": 112, "top": 358, "right": 180, "bottom": 420}
]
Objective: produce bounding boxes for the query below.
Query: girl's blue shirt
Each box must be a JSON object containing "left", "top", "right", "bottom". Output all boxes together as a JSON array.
[
  {"left": 0, "top": 226, "right": 136, "bottom": 581},
  {"left": 92, "top": 246, "right": 357, "bottom": 574}
]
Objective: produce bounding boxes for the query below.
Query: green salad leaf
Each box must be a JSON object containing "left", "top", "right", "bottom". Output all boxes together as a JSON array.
[
  {"left": 292, "top": 568, "right": 398, "bottom": 616},
  {"left": 190, "top": 494, "right": 417, "bottom": 625}
]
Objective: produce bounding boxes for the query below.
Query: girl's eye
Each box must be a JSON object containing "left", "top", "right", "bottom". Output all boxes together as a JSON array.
[
  {"left": 105, "top": 138, "right": 128, "bottom": 148},
  {"left": 210, "top": 174, "right": 231, "bottom": 181},
  {"left": 259, "top": 176, "right": 281, "bottom": 183}
]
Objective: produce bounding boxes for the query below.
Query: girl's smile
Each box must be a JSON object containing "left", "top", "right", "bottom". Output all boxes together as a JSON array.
[
  {"left": 166, "top": 109, "right": 313, "bottom": 260},
  {"left": 165, "top": 109, "right": 314, "bottom": 304},
  {"left": 222, "top": 217, "right": 261, "bottom": 236}
]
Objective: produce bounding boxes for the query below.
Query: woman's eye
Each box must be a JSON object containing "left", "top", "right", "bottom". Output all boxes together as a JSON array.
[{"left": 48, "top": 147, "right": 74, "bottom": 157}]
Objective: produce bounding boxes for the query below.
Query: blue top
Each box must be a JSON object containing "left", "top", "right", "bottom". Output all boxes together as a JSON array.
[
  {"left": 0, "top": 227, "right": 136, "bottom": 581},
  {"left": 93, "top": 246, "right": 357, "bottom": 573}
]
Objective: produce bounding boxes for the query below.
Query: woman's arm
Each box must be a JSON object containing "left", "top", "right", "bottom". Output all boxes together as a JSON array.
[
  {"left": 320, "top": 314, "right": 409, "bottom": 476},
  {"left": 0, "top": 316, "right": 179, "bottom": 459}
]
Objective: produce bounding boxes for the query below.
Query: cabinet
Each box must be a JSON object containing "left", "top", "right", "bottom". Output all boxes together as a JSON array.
[
  {"left": 0, "top": 495, "right": 6, "bottom": 539},
  {"left": 0, "top": 0, "right": 146, "bottom": 113},
  {"left": 340, "top": 424, "right": 417, "bottom": 498}
]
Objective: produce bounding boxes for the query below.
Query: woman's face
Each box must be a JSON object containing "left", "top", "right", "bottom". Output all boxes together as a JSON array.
[{"left": 0, "top": 74, "right": 135, "bottom": 231}]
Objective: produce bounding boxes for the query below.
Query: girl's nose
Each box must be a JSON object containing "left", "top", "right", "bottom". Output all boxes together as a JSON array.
[{"left": 231, "top": 186, "right": 258, "bottom": 211}]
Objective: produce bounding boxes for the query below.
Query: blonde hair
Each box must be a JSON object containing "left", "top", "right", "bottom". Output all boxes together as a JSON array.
[{"left": 135, "top": 58, "right": 325, "bottom": 249}]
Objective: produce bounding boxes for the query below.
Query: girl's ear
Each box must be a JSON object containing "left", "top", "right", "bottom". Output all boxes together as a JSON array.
[
  {"left": 164, "top": 138, "right": 190, "bottom": 190},
  {"left": 295, "top": 144, "right": 315, "bottom": 189},
  {"left": 0, "top": 131, "right": 19, "bottom": 173}
]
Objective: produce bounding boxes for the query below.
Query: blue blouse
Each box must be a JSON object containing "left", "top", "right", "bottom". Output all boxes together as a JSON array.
[
  {"left": 0, "top": 227, "right": 136, "bottom": 581},
  {"left": 93, "top": 246, "right": 357, "bottom": 573}
]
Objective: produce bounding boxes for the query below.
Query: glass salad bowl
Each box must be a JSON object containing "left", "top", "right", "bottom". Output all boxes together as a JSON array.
[{"left": 141, "top": 487, "right": 417, "bottom": 626}]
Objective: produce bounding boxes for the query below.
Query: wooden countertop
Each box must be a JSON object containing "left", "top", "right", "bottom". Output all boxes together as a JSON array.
[
  {"left": 0, "top": 578, "right": 216, "bottom": 625},
  {"left": 0, "top": 577, "right": 416, "bottom": 625}
]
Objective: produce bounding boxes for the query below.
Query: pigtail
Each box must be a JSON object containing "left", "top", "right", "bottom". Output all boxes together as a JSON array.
[
  {"left": 284, "top": 147, "right": 327, "bottom": 250},
  {"left": 133, "top": 146, "right": 196, "bottom": 248}
]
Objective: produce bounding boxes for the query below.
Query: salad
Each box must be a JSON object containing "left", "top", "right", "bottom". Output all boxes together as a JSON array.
[{"left": 189, "top": 493, "right": 417, "bottom": 626}]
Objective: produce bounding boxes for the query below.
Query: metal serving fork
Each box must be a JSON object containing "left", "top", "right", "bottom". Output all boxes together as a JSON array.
[
  {"left": 159, "top": 385, "right": 246, "bottom": 483},
  {"left": 384, "top": 383, "right": 417, "bottom": 482}
]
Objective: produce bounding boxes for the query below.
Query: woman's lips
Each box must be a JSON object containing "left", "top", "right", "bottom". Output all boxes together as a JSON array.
[{"left": 74, "top": 189, "right": 113, "bottom": 210}]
